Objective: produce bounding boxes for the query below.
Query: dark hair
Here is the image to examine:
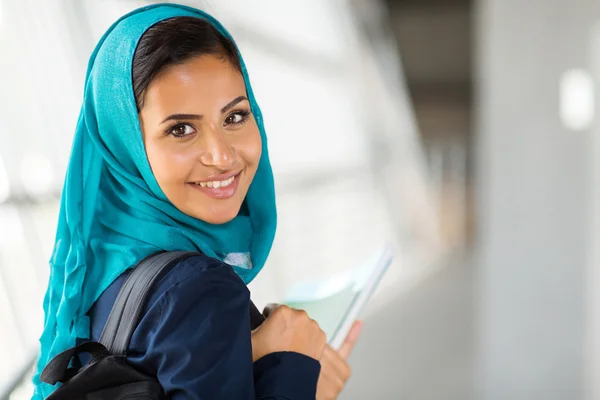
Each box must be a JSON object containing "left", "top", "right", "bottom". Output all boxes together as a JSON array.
[{"left": 132, "top": 16, "right": 242, "bottom": 111}]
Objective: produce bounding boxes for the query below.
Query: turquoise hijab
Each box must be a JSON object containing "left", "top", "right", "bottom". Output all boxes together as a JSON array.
[{"left": 32, "top": 4, "right": 276, "bottom": 398}]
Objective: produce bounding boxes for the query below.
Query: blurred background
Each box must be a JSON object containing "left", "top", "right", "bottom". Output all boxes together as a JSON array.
[{"left": 0, "top": 0, "right": 599, "bottom": 398}]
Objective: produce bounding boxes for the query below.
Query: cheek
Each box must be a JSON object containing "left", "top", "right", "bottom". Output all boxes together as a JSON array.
[
  {"left": 239, "top": 128, "right": 262, "bottom": 169},
  {"left": 146, "top": 140, "right": 196, "bottom": 188}
]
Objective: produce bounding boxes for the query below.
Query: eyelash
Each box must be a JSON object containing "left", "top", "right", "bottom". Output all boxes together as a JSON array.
[
  {"left": 167, "top": 123, "right": 195, "bottom": 139},
  {"left": 224, "top": 109, "right": 251, "bottom": 127},
  {"left": 166, "top": 109, "right": 252, "bottom": 139}
]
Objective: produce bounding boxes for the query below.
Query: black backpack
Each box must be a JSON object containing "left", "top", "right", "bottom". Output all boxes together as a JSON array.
[{"left": 40, "top": 251, "right": 266, "bottom": 399}]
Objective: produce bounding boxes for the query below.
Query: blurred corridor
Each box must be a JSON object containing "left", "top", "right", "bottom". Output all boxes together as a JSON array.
[{"left": 343, "top": 251, "right": 475, "bottom": 399}]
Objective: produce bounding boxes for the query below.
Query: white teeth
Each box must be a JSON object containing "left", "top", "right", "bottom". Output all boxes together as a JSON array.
[{"left": 196, "top": 175, "right": 236, "bottom": 189}]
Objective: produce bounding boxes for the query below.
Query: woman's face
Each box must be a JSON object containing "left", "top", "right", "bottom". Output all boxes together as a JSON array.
[{"left": 140, "top": 55, "right": 262, "bottom": 224}]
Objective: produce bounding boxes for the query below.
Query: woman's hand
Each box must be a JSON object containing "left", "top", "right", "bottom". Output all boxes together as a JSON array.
[
  {"left": 316, "top": 321, "right": 363, "bottom": 400},
  {"left": 251, "top": 304, "right": 327, "bottom": 362}
]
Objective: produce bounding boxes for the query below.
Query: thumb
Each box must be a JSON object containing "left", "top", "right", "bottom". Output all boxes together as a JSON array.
[
  {"left": 338, "top": 320, "right": 363, "bottom": 360},
  {"left": 263, "top": 303, "right": 281, "bottom": 318}
]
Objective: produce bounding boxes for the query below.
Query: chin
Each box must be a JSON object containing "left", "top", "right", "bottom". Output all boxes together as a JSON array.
[{"left": 191, "top": 206, "right": 241, "bottom": 225}]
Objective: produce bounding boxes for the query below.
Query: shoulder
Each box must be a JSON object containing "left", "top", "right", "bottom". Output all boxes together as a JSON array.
[
  {"left": 150, "top": 253, "right": 250, "bottom": 315},
  {"left": 88, "top": 253, "right": 248, "bottom": 341},
  {"left": 154, "top": 253, "right": 247, "bottom": 298},
  {"left": 128, "top": 253, "right": 251, "bottom": 351}
]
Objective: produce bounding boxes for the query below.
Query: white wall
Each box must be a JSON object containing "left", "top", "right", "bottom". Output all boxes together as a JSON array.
[{"left": 475, "top": 0, "right": 598, "bottom": 398}]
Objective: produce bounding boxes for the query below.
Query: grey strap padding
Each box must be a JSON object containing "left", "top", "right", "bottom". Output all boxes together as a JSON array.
[{"left": 98, "top": 251, "right": 197, "bottom": 355}]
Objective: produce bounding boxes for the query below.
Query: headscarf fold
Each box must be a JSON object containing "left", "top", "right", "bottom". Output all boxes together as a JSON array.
[{"left": 32, "top": 4, "right": 276, "bottom": 398}]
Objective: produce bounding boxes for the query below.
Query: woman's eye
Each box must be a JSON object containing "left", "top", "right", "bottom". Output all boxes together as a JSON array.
[
  {"left": 169, "top": 124, "right": 196, "bottom": 138},
  {"left": 224, "top": 110, "right": 250, "bottom": 126}
]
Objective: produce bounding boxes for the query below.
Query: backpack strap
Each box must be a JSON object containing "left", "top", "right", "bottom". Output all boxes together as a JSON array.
[
  {"left": 99, "top": 251, "right": 195, "bottom": 355},
  {"left": 99, "top": 251, "right": 266, "bottom": 355},
  {"left": 40, "top": 341, "right": 110, "bottom": 385}
]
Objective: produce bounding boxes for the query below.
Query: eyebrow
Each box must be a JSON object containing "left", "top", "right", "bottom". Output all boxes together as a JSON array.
[
  {"left": 221, "top": 96, "right": 248, "bottom": 114},
  {"left": 160, "top": 96, "right": 249, "bottom": 124},
  {"left": 160, "top": 113, "right": 202, "bottom": 124}
]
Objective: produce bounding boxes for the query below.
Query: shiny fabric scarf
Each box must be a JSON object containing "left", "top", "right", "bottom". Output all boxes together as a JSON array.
[{"left": 32, "top": 4, "right": 276, "bottom": 398}]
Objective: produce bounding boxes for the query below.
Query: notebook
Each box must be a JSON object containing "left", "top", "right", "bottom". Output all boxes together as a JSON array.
[{"left": 283, "top": 245, "right": 393, "bottom": 350}]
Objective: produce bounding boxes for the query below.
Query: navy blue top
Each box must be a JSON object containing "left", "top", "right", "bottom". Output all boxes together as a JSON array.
[{"left": 86, "top": 254, "right": 321, "bottom": 399}]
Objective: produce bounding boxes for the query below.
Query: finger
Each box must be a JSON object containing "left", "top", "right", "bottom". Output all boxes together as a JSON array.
[
  {"left": 320, "top": 346, "right": 337, "bottom": 367},
  {"left": 262, "top": 303, "right": 281, "bottom": 318},
  {"left": 317, "top": 350, "right": 350, "bottom": 399},
  {"left": 322, "top": 345, "right": 351, "bottom": 378},
  {"left": 338, "top": 320, "right": 363, "bottom": 360},
  {"left": 322, "top": 345, "right": 343, "bottom": 364},
  {"left": 316, "top": 376, "right": 339, "bottom": 400},
  {"left": 318, "top": 366, "right": 345, "bottom": 391}
]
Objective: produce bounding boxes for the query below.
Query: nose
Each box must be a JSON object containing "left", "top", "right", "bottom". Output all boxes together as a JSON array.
[{"left": 198, "top": 125, "right": 236, "bottom": 170}]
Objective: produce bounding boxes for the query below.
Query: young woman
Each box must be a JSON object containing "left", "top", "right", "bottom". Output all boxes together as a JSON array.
[{"left": 33, "top": 4, "right": 361, "bottom": 399}]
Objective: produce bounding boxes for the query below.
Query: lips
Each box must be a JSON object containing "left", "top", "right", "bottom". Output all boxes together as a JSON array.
[
  {"left": 187, "top": 171, "right": 242, "bottom": 199},
  {"left": 192, "top": 175, "right": 236, "bottom": 189}
]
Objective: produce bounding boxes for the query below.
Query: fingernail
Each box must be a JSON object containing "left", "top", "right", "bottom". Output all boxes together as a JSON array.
[{"left": 350, "top": 321, "right": 363, "bottom": 341}]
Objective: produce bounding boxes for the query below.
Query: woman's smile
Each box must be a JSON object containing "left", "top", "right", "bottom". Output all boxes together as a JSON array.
[{"left": 187, "top": 170, "right": 242, "bottom": 199}]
